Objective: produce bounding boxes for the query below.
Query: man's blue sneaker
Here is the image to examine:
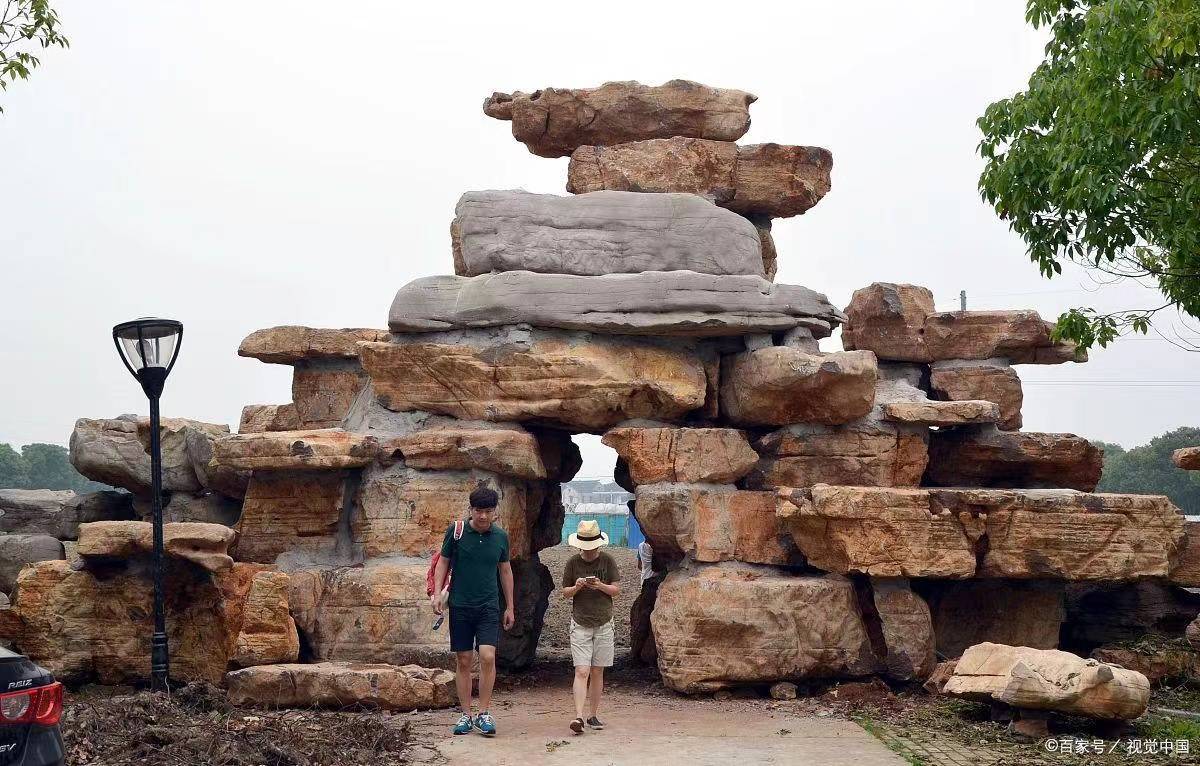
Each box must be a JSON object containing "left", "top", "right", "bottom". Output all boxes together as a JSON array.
[
  {"left": 475, "top": 711, "right": 497, "bottom": 737},
  {"left": 453, "top": 712, "right": 473, "bottom": 735}
]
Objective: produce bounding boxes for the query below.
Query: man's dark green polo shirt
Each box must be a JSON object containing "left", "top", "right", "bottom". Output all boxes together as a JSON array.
[{"left": 442, "top": 521, "right": 509, "bottom": 609}]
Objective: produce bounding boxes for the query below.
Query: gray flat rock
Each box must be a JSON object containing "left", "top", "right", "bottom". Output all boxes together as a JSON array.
[
  {"left": 388, "top": 271, "right": 841, "bottom": 338},
  {"left": 452, "top": 190, "right": 764, "bottom": 277}
]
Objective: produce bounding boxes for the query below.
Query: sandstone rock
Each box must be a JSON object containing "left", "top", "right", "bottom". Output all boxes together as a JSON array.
[
  {"left": 234, "top": 470, "right": 349, "bottom": 565},
  {"left": 720, "top": 349, "right": 877, "bottom": 427},
  {"left": 923, "top": 660, "right": 958, "bottom": 695},
  {"left": 4, "top": 560, "right": 268, "bottom": 684},
  {"left": 1064, "top": 581, "right": 1200, "bottom": 648},
  {"left": 925, "top": 427, "right": 1103, "bottom": 491},
  {"left": 1172, "top": 521, "right": 1200, "bottom": 587},
  {"left": 239, "top": 404, "right": 300, "bottom": 433},
  {"left": 1091, "top": 645, "right": 1200, "bottom": 685},
  {"left": 629, "top": 573, "right": 663, "bottom": 666},
  {"left": 361, "top": 338, "right": 707, "bottom": 432},
  {"left": 137, "top": 492, "right": 241, "bottom": 526},
  {"left": 354, "top": 466, "right": 537, "bottom": 560},
  {"left": 919, "top": 580, "right": 1065, "bottom": 658},
  {"left": 842, "top": 283, "right": 1083, "bottom": 364},
  {"left": 134, "top": 418, "right": 232, "bottom": 495},
  {"left": 497, "top": 557, "right": 552, "bottom": 670},
  {"left": 452, "top": 190, "right": 763, "bottom": 277},
  {"left": 0, "top": 535, "right": 64, "bottom": 594},
  {"left": 871, "top": 578, "right": 935, "bottom": 682},
  {"left": 747, "top": 422, "right": 928, "bottom": 489},
  {"left": 778, "top": 486, "right": 1184, "bottom": 580},
  {"left": 388, "top": 271, "right": 843, "bottom": 338},
  {"left": 483, "top": 80, "right": 755, "bottom": 158},
  {"left": 385, "top": 428, "right": 551, "bottom": 480},
  {"left": 567, "top": 138, "right": 833, "bottom": 219},
  {"left": 213, "top": 429, "right": 381, "bottom": 471},
  {"left": 232, "top": 571, "right": 300, "bottom": 667},
  {"left": 880, "top": 400, "right": 1000, "bottom": 427},
  {"left": 633, "top": 484, "right": 796, "bottom": 566},
  {"left": 1173, "top": 447, "right": 1200, "bottom": 470},
  {"left": 76, "top": 521, "right": 236, "bottom": 572},
  {"left": 291, "top": 363, "right": 368, "bottom": 430},
  {"left": 183, "top": 425, "right": 250, "bottom": 498},
  {"left": 70, "top": 416, "right": 222, "bottom": 494},
  {"left": 238, "top": 326, "right": 389, "bottom": 364},
  {"left": 943, "top": 642, "right": 1150, "bottom": 720},
  {"left": 650, "top": 565, "right": 878, "bottom": 693},
  {"left": 288, "top": 564, "right": 445, "bottom": 668},
  {"left": 0, "top": 489, "right": 77, "bottom": 538},
  {"left": 769, "top": 682, "right": 799, "bottom": 701},
  {"left": 602, "top": 427, "right": 757, "bottom": 485},
  {"left": 226, "top": 662, "right": 455, "bottom": 711},
  {"left": 930, "top": 359, "right": 1023, "bottom": 431}
]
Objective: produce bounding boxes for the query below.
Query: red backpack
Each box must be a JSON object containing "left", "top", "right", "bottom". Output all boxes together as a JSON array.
[{"left": 426, "top": 519, "right": 466, "bottom": 597}]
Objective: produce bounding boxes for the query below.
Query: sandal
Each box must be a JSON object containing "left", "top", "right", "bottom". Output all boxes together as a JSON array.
[{"left": 570, "top": 717, "right": 585, "bottom": 734}]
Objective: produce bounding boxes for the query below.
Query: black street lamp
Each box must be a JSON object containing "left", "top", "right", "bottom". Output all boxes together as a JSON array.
[{"left": 112, "top": 318, "right": 183, "bottom": 692}]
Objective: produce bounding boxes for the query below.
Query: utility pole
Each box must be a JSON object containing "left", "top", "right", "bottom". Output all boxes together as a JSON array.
[{"left": 960, "top": 290, "right": 967, "bottom": 311}]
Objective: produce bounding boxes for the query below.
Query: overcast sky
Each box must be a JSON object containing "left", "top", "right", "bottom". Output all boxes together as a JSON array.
[{"left": 2, "top": 1, "right": 1196, "bottom": 479}]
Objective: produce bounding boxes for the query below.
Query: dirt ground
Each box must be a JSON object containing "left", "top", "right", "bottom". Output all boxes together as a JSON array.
[{"left": 538, "top": 544, "right": 640, "bottom": 650}]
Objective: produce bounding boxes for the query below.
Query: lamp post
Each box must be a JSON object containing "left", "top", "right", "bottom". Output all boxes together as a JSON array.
[{"left": 112, "top": 318, "right": 183, "bottom": 692}]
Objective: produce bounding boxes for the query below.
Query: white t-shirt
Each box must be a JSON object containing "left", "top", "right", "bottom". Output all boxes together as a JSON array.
[{"left": 638, "top": 541, "right": 654, "bottom": 582}]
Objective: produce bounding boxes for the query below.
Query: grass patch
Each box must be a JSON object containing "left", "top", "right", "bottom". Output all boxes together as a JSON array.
[{"left": 856, "top": 715, "right": 928, "bottom": 766}]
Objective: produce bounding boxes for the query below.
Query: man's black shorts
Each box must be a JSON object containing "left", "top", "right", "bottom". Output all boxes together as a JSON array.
[{"left": 449, "top": 604, "right": 500, "bottom": 652}]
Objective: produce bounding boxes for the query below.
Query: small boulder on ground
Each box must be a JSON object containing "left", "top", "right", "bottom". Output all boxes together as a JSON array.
[{"left": 225, "top": 662, "right": 456, "bottom": 711}]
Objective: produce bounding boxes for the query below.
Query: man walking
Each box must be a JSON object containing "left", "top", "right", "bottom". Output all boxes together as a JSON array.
[
  {"left": 430, "top": 486, "right": 515, "bottom": 737},
  {"left": 560, "top": 519, "right": 621, "bottom": 734}
]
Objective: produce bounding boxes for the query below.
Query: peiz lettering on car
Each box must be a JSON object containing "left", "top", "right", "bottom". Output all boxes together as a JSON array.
[{"left": 6, "top": 679, "right": 31, "bottom": 689}]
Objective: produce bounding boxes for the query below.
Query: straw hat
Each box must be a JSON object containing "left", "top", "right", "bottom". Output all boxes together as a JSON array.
[{"left": 567, "top": 519, "right": 609, "bottom": 551}]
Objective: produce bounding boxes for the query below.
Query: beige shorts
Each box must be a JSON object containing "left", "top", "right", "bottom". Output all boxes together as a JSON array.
[{"left": 570, "top": 619, "right": 615, "bottom": 667}]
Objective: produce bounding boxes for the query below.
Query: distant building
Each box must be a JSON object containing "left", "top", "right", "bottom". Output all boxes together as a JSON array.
[
  {"left": 560, "top": 479, "right": 632, "bottom": 508},
  {"left": 560, "top": 479, "right": 637, "bottom": 547}
]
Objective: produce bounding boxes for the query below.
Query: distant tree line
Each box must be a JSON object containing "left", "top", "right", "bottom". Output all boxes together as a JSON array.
[
  {"left": 0, "top": 442, "right": 106, "bottom": 492},
  {"left": 1095, "top": 427, "right": 1200, "bottom": 515}
]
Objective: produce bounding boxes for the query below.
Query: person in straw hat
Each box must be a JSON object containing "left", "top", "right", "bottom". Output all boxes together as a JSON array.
[{"left": 560, "top": 518, "right": 621, "bottom": 734}]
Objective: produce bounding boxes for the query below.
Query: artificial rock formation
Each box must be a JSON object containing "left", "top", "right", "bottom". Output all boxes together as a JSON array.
[
  {"left": 567, "top": 139, "right": 832, "bottom": 219},
  {"left": 483, "top": 80, "right": 755, "bottom": 158},
  {"left": 944, "top": 642, "right": 1151, "bottom": 721},
  {"left": 226, "top": 662, "right": 455, "bottom": 711},
  {"left": 925, "top": 427, "right": 1103, "bottom": 492},
  {"left": 1173, "top": 447, "right": 1200, "bottom": 471},
  {"left": 602, "top": 427, "right": 758, "bottom": 485}
]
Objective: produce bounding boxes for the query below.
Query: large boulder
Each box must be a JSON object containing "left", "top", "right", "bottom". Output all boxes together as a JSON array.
[
  {"left": 879, "top": 400, "right": 1000, "bottom": 427},
  {"left": 0, "top": 535, "right": 64, "bottom": 594},
  {"left": 633, "top": 484, "right": 797, "bottom": 566},
  {"left": 233, "top": 470, "right": 351, "bottom": 565},
  {"left": 239, "top": 404, "right": 301, "bottom": 433},
  {"left": 870, "top": 578, "right": 936, "bottom": 682},
  {"left": 1173, "top": 447, "right": 1200, "bottom": 470},
  {"left": 567, "top": 139, "right": 832, "bottom": 219},
  {"left": 651, "top": 565, "right": 878, "bottom": 693},
  {"left": 918, "top": 580, "right": 1065, "bottom": 658},
  {"left": 226, "top": 662, "right": 455, "bottom": 711},
  {"left": 842, "top": 283, "right": 1084, "bottom": 364},
  {"left": 602, "top": 427, "right": 758, "bottom": 485},
  {"left": 925, "top": 427, "right": 1103, "bottom": 492},
  {"left": 746, "top": 421, "right": 927, "bottom": 489},
  {"left": 76, "top": 521, "right": 236, "bottom": 573},
  {"left": 943, "top": 642, "right": 1150, "bottom": 721},
  {"left": 0, "top": 489, "right": 77, "bottom": 538},
  {"left": 213, "top": 429, "right": 382, "bottom": 472},
  {"left": 452, "top": 190, "right": 763, "bottom": 277},
  {"left": 387, "top": 271, "right": 842, "bottom": 338},
  {"left": 930, "top": 359, "right": 1024, "bottom": 431},
  {"left": 778, "top": 486, "right": 1184, "bottom": 580},
  {"left": 719, "top": 349, "right": 878, "bottom": 427},
  {"left": 360, "top": 336, "right": 708, "bottom": 432},
  {"left": 232, "top": 570, "right": 300, "bottom": 667},
  {"left": 3, "top": 560, "right": 285, "bottom": 684},
  {"left": 1090, "top": 645, "right": 1200, "bottom": 686},
  {"left": 387, "top": 428, "right": 555, "bottom": 480},
  {"left": 483, "top": 80, "right": 755, "bottom": 158},
  {"left": 287, "top": 563, "right": 444, "bottom": 668}
]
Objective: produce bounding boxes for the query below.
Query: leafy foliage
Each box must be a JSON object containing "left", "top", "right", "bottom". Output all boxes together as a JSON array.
[
  {"left": 0, "top": 0, "right": 68, "bottom": 113},
  {"left": 978, "top": 0, "right": 1200, "bottom": 350},
  {"left": 1094, "top": 427, "right": 1200, "bottom": 514},
  {"left": 0, "top": 442, "right": 107, "bottom": 492}
]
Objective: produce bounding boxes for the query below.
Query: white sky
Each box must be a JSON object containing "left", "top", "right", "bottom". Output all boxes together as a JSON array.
[{"left": 2, "top": 1, "right": 1196, "bottom": 479}]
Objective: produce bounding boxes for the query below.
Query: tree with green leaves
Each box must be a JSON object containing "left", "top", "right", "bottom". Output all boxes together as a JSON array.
[
  {"left": 978, "top": 0, "right": 1200, "bottom": 350},
  {"left": 0, "top": 0, "right": 67, "bottom": 113},
  {"left": 1094, "top": 427, "right": 1200, "bottom": 515},
  {"left": 0, "top": 442, "right": 106, "bottom": 492}
]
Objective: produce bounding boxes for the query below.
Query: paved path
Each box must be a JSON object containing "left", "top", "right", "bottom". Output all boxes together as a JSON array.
[{"left": 407, "top": 677, "right": 907, "bottom": 766}]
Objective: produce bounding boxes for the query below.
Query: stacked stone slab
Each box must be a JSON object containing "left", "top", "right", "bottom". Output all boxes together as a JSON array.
[{"left": 5, "top": 81, "right": 1195, "bottom": 709}]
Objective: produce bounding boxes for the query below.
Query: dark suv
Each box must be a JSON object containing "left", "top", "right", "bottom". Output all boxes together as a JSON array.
[{"left": 0, "top": 649, "right": 63, "bottom": 766}]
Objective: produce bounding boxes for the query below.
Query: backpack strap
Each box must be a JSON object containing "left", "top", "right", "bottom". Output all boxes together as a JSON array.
[{"left": 453, "top": 519, "right": 465, "bottom": 541}]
